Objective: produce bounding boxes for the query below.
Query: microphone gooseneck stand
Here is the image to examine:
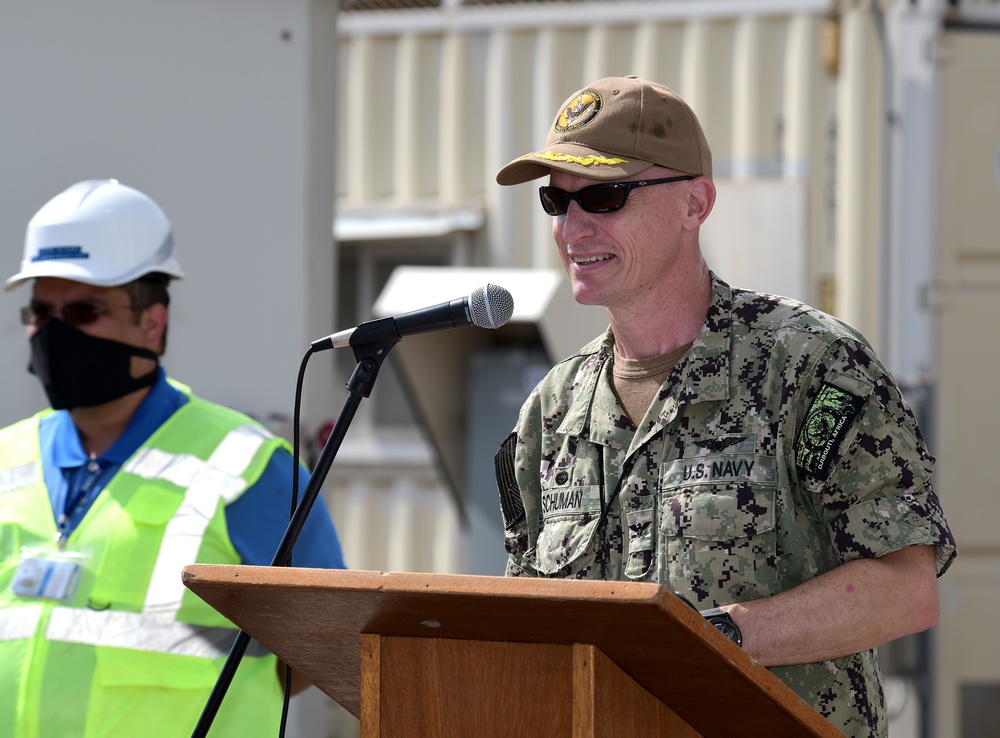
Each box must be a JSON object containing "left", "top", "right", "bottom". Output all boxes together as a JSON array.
[{"left": 190, "top": 318, "right": 401, "bottom": 738}]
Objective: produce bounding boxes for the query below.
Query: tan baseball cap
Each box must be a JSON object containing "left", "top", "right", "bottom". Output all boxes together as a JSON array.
[{"left": 496, "top": 76, "right": 712, "bottom": 185}]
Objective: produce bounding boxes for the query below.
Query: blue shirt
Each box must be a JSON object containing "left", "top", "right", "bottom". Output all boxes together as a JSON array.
[{"left": 39, "top": 369, "right": 345, "bottom": 569}]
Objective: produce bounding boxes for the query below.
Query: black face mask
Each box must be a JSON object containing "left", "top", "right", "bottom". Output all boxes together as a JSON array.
[{"left": 28, "top": 318, "right": 160, "bottom": 410}]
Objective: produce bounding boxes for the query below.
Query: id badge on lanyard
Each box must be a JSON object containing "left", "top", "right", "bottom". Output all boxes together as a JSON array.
[{"left": 11, "top": 549, "right": 87, "bottom": 602}]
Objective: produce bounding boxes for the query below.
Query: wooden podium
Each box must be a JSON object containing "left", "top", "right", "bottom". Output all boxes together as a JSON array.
[{"left": 182, "top": 566, "right": 842, "bottom": 737}]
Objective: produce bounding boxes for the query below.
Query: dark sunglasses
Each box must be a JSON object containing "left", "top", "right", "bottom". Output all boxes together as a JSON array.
[
  {"left": 538, "top": 175, "right": 695, "bottom": 216},
  {"left": 20, "top": 300, "right": 136, "bottom": 328}
]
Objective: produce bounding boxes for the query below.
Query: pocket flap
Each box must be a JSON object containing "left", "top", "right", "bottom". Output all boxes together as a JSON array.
[
  {"left": 662, "top": 489, "right": 776, "bottom": 541},
  {"left": 535, "top": 512, "right": 601, "bottom": 575},
  {"left": 122, "top": 486, "right": 183, "bottom": 526}
]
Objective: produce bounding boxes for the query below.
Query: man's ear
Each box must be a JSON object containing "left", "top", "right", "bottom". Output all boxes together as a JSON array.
[
  {"left": 684, "top": 177, "right": 716, "bottom": 229},
  {"left": 141, "top": 303, "right": 169, "bottom": 354}
]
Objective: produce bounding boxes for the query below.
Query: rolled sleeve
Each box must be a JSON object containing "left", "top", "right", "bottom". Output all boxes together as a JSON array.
[{"left": 830, "top": 492, "right": 955, "bottom": 575}]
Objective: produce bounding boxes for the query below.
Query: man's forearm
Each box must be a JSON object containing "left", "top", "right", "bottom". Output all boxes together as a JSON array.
[{"left": 723, "top": 544, "right": 938, "bottom": 666}]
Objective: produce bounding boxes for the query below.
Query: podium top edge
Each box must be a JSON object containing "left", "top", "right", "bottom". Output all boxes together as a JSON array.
[{"left": 182, "top": 564, "right": 674, "bottom": 604}]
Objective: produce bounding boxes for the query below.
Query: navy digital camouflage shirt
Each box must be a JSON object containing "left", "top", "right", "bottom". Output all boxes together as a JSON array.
[{"left": 495, "top": 274, "right": 956, "bottom": 738}]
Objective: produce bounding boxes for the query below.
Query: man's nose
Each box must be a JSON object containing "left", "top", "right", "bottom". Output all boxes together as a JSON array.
[{"left": 556, "top": 201, "right": 598, "bottom": 244}]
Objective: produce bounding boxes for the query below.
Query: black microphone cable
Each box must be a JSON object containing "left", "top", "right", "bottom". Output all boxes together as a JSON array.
[{"left": 276, "top": 343, "right": 317, "bottom": 738}]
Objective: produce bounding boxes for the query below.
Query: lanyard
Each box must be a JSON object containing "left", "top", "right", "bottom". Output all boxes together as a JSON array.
[{"left": 56, "top": 459, "right": 109, "bottom": 546}]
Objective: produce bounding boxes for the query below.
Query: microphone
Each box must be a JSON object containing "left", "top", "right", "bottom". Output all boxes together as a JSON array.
[{"left": 311, "top": 283, "right": 515, "bottom": 351}]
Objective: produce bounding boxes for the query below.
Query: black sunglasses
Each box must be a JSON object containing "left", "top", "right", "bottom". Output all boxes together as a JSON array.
[
  {"left": 538, "top": 175, "right": 695, "bottom": 216},
  {"left": 20, "top": 300, "right": 136, "bottom": 328}
]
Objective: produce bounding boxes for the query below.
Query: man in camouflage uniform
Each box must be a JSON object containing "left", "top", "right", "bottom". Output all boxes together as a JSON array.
[{"left": 493, "top": 76, "right": 956, "bottom": 738}]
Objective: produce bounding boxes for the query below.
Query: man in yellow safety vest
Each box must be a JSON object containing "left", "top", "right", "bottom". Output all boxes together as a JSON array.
[{"left": 0, "top": 179, "right": 346, "bottom": 738}]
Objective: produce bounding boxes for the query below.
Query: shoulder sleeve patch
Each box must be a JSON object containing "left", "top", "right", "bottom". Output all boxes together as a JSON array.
[
  {"left": 495, "top": 432, "right": 526, "bottom": 530},
  {"left": 796, "top": 381, "right": 866, "bottom": 480}
]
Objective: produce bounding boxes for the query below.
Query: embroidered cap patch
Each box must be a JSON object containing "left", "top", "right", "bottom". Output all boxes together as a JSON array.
[
  {"left": 554, "top": 90, "right": 602, "bottom": 132},
  {"left": 796, "top": 382, "right": 865, "bottom": 480}
]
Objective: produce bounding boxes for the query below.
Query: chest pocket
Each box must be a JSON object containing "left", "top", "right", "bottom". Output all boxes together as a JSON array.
[
  {"left": 658, "top": 450, "right": 780, "bottom": 603},
  {"left": 533, "top": 482, "right": 603, "bottom": 576}
]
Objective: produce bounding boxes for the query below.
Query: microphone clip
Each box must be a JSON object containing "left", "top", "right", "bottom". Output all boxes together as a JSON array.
[{"left": 342, "top": 317, "right": 401, "bottom": 398}]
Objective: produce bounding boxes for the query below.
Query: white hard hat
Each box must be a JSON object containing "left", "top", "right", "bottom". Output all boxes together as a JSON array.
[{"left": 5, "top": 179, "right": 185, "bottom": 291}]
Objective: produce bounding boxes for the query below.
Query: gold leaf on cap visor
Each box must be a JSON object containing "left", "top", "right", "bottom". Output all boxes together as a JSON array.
[
  {"left": 555, "top": 90, "right": 602, "bottom": 131},
  {"left": 535, "top": 152, "right": 629, "bottom": 167}
]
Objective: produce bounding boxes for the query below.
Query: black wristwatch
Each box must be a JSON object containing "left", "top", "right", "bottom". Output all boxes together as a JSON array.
[{"left": 699, "top": 607, "right": 743, "bottom": 647}]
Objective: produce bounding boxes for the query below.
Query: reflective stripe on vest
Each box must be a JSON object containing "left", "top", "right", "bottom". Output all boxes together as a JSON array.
[
  {"left": 0, "top": 607, "right": 268, "bottom": 659},
  {"left": 124, "top": 423, "right": 270, "bottom": 616},
  {"left": 45, "top": 608, "right": 271, "bottom": 658},
  {"left": 0, "top": 461, "right": 40, "bottom": 494},
  {"left": 0, "top": 605, "right": 44, "bottom": 641}
]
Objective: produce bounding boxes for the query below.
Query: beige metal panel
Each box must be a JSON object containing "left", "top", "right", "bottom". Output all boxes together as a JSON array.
[
  {"left": 679, "top": 18, "right": 711, "bottom": 115},
  {"left": 633, "top": 21, "right": 689, "bottom": 107},
  {"left": 484, "top": 29, "right": 538, "bottom": 268},
  {"left": 343, "top": 35, "right": 399, "bottom": 204},
  {"left": 690, "top": 20, "right": 740, "bottom": 178},
  {"left": 783, "top": 14, "right": 818, "bottom": 178},
  {"left": 439, "top": 31, "right": 481, "bottom": 202},
  {"left": 785, "top": 14, "right": 838, "bottom": 305},
  {"left": 942, "top": 565, "right": 998, "bottom": 641},
  {"left": 394, "top": 33, "right": 442, "bottom": 203},
  {"left": 731, "top": 17, "right": 791, "bottom": 179},
  {"left": 701, "top": 180, "right": 808, "bottom": 300},
  {"left": 835, "top": 5, "right": 884, "bottom": 348},
  {"left": 632, "top": 20, "right": 665, "bottom": 81},
  {"left": 580, "top": 23, "right": 623, "bottom": 78},
  {"left": 938, "top": 48, "right": 1000, "bottom": 264},
  {"left": 732, "top": 17, "right": 766, "bottom": 180},
  {"left": 393, "top": 34, "right": 418, "bottom": 202},
  {"left": 935, "top": 28, "right": 1000, "bottom": 551},
  {"left": 787, "top": 14, "right": 839, "bottom": 303},
  {"left": 935, "top": 285, "right": 1000, "bottom": 536},
  {"left": 934, "top": 26, "right": 1000, "bottom": 738},
  {"left": 936, "top": 555, "right": 1000, "bottom": 738}
]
